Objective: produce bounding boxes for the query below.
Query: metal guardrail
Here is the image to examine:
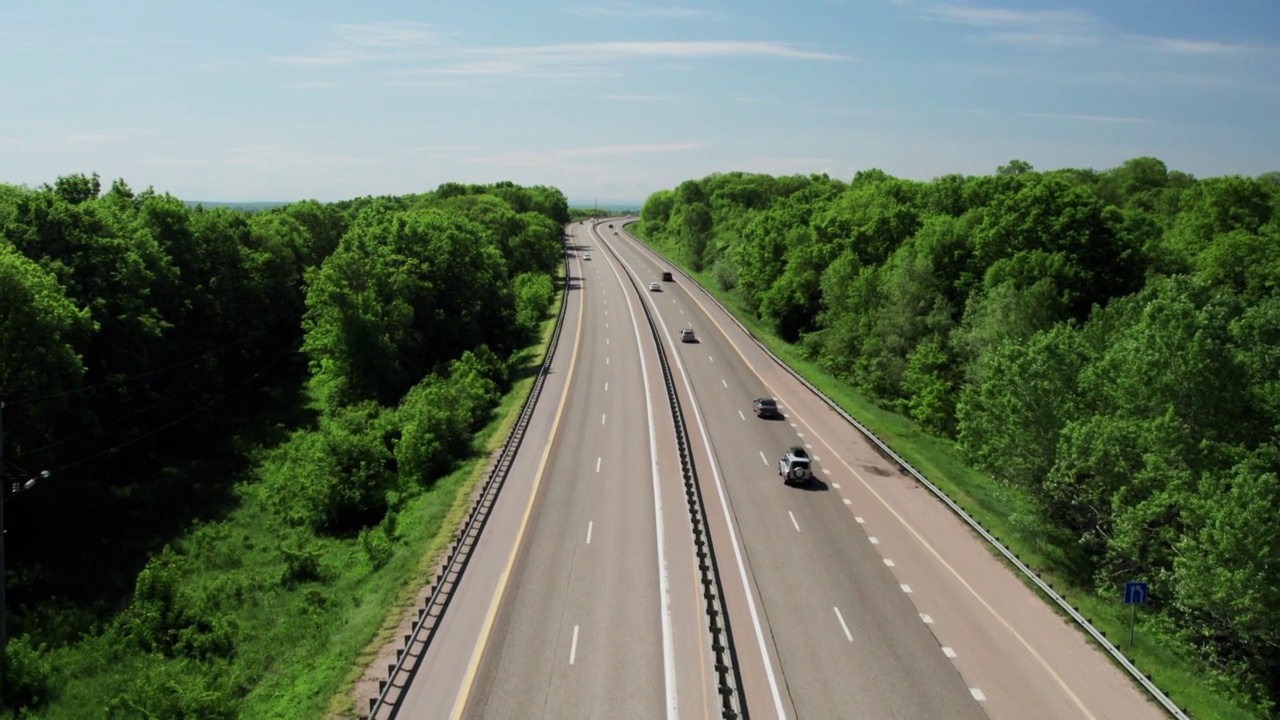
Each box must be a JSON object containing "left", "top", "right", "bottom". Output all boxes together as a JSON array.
[
  {"left": 600, "top": 225, "right": 748, "bottom": 720},
  {"left": 622, "top": 223, "right": 1189, "bottom": 720},
  {"left": 364, "top": 235, "right": 574, "bottom": 720}
]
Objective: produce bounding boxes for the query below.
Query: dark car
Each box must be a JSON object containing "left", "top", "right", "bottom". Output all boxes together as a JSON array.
[
  {"left": 680, "top": 328, "right": 697, "bottom": 343},
  {"left": 753, "top": 397, "right": 781, "bottom": 418},
  {"left": 662, "top": 271, "right": 674, "bottom": 281}
]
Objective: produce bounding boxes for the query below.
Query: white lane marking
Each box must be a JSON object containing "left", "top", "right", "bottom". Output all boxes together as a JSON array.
[
  {"left": 921, "top": 613, "right": 934, "bottom": 624},
  {"left": 602, "top": 414, "right": 607, "bottom": 425},
  {"left": 586, "top": 522, "right": 594, "bottom": 545},
  {"left": 605, "top": 382, "right": 609, "bottom": 391},
  {"left": 606, "top": 323, "right": 608, "bottom": 328},
  {"left": 788, "top": 511, "right": 800, "bottom": 532},
  {"left": 680, "top": 309, "right": 685, "bottom": 314},
  {"left": 789, "top": 422, "right": 797, "bottom": 427},
  {"left": 609, "top": 242, "right": 786, "bottom": 719},
  {"left": 708, "top": 355, "right": 714, "bottom": 362},
  {"left": 797, "top": 432, "right": 804, "bottom": 438},
  {"left": 721, "top": 378, "right": 728, "bottom": 388},
  {"left": 570, "top": 625, "right": 580, "bottom": 665},
  {"left": 606, "top": 338, "right": 610, "bottom": 345},
  {"left": 902, "top": 584, "right": 913, "bottom": 594},
  {"left": 833, "top": 607, "right": 854, "bottom": 643},
  {"left": 843, "top": 498, "right": 852, "bottom": 505},
  {"left": 884, "top": 558, "right": 895, "bottom": 567},
  {"left": 738, "top": 410, "right": 745, "bottom": 421},
  {"left": 599, "top": 235, "right": 679, "bottom": 717},
  {"left": 854, "top": 516, "right": 864, "bottom": 524},
  {"left": 822, "top": 468, "right": 831, "bottom": 475},
  {"left": 833, "top": 483, "right": 841, "bottom": 489},
  {"left": 869, "top": 536, "right": 880, "bottom": 544},
  {"left": 971, "top": 688, "right": 987, "bottom": 702},
  {"left": 804, "top": 443, "right": 813, "bottom": 449},
  {"left": 943, "top": 646, "right": 957, "bottom": 658},
  {"left": 759, "top": 451, "right": 768, "bottom": 466},
  {"left": 596, "top": 457, "right": 601, "bottom": 473}
]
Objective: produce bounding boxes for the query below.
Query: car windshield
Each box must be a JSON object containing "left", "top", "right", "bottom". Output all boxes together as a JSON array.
[
  {"left": 790, "top": 447, "right": 809, "bottom": 459},
  {"left": 759, "top": 399, "right": 776, "bottom": 407}
]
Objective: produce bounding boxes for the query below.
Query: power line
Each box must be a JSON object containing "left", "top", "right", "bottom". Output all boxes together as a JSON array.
[
  {"left": 46, "top": 352, "right": 289, "bottom": 475},
  {"left": 7, "top": 300, "right": 305, "bottom": 407}
]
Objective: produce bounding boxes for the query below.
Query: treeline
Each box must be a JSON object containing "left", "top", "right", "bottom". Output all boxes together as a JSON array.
[
  {"left": 0, "top": 175, "right": 568, "bottom": 714},
  {"left": 638, "top": 159, "right": 1280, "bottom": 709}
]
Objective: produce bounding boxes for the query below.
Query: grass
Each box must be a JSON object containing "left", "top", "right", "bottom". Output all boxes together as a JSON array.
[
  {"left": 625, "top": 222, "right": 1261, "bottom": 720},
  {"left": 12, "top": 285, "right": 566, "bottom": 720}
]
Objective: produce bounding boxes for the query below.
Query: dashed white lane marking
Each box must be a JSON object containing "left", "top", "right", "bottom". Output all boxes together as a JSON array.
[
  {"left": 606, "top": 357, "right": 610, "bottom": 365},
  {"left": 833, "top": 607, "right": 854, "bottom": 642},
  {"left": 602, "top": 414, "right": 607, "bottom": 425},
  {"left": 738, "top": 410, "right": 745, "bottom": 421},
  {"left": 708, "top": 355, "right": 714, "bottom": 362},
  {"left": 832, "top": 483, "right": 841, "bottom": 489},
  {"left": 971, "top": 688, "right": 987, "bottom": 702},
  {"left": 596, "top": 457, "right": 601, "bottom": 473},
  {"left": 759, "top": 451, "right": 768, "bottom": 466},
  {"left": 606, "top": 338, "right": 609, "bottom": 345},
  {"left": 721, "top": 379, "right": 728, "bottom": 388},
  {"left": 854, "top": 516, "right": 864, "bottom": 524},
  {"left": 570, "top": 625, "right": 580, "bottom": 665},
  {"left": 884, "top": 558, "right": 896, "bottom": 567},
  {"left": 943, "top": 646, "right": 957, "bottom": 658},
  {"left": 804, "top": 443, "right": 813, "bottom": 449},
  {"left": 921, "top": 613, "right": 934, "bottom": 624},
  {"left": 901, "top": 584, "right": 913, "bottom": 594},
  {"left": 869, "top": 536, "right": 880, "bottom": 544},
  {"left": 788, "top": 511, "right": 800, "bottom": 532},
  {"left": 789, "top": 422, "right": 797, "bottom": 427},
  {"left": 822, "top": 468, "right": 831, "bottom": 475},
  {"left": 586, "top": 521, "right": 594, "bottom": 545},
  {"left": 605, "top": 381, "right": 609, "bottom": 391},
  {"left": 843, "top": 498, "right": 852, "bottom": 505}
]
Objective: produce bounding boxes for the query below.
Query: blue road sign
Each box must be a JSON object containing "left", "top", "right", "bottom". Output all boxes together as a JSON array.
[{"left": 1125, "top": 581, "right": 1148, "bottom": 604}]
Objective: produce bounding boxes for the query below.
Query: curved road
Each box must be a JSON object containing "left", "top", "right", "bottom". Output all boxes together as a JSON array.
[{"left": 390, "top": 218, "right": 1166, "bottom": 720}]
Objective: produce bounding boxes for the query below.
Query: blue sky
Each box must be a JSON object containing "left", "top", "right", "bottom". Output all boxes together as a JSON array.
[{"left": 2, "top": 1, "right": 1277, "bottom": 203}]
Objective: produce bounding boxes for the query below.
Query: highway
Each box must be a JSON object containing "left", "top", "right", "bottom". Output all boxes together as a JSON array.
[{"left": 387, "top": 218, "right": 1168, "bottom": 720}]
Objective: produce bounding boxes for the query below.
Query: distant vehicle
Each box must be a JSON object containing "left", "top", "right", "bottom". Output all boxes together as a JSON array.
[
  {"left": 778, "top": 446, "right": 813, "bottom": 485},
  {"left": 649, "top": 282, "right": 661, "bottom": 291},
  {"left": 662, "top": 271, "right": 674, "bottom": 281},
  {"left": 583, "top": 253, "right": 591, "bottom": 261},
  {"left": 608, "top": 223, "right": 614, "bottom": 228},
  {"left": 753, "top": 397, "right": 780, "bottom": 418},
  {"left": 680, "top": 328, "right": 697, "bottom": 343}
]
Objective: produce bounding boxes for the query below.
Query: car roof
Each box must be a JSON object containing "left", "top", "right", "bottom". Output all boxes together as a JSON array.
[
  {"left": 757, "top": 397, "right": 776, "bottom": 404},
  {"left": 788, "top": 446, "right": 808, "bottom": 458}
]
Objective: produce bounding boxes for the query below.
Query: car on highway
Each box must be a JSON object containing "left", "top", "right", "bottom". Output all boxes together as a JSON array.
[
  {"left": 608, "top": 223, "right": 614, "bottom": 228},
  {"left": 649, "top": 282, "right": 661, "bottom": 291},
  {"left": 753, "top": 397, "right": 781, "bottom": 418},
  {"left": 778, "top": 446, "right": 814, "bottom": 485},
  {"left": 680, "top": 328, "right": 697, "bottom": 343},
  {"left": 662, "top": 271, "right": 674, "bottom": 281},
  {"left": 583, "top": 253, "right": 591, "bottom": 261}
]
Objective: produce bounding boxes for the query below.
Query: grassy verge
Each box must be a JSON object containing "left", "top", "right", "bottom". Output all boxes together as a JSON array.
[{"left": 625, "top": 222, "right": 1257, "bottom": 720}]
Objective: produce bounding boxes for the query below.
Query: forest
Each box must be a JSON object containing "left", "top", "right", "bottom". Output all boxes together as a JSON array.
[
  {"left": 636, "top": 159, "right": 1280, "bottom": 715},
  {"left": 0, "top": 175, "right": 568, "bottom": 717}
]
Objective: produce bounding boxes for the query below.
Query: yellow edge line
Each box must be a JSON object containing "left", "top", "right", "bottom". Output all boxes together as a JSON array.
[
  {"left": 450, "top": 257, "right": 586, "bottom": 719},
  {"left": 660, "top": 246, "right": 1098, "bottom": 720}
]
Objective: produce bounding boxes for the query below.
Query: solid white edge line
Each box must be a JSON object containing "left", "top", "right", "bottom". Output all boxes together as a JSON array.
[
  {"left": 601, "top": 235, "right": 680, "bottom": 719},
  {"left": 609, "top": 237, "right": 788, "bottom": 720},
  {"left": 570, "top": 624, "right": 580, "bottom": 665},
  {"left": 833, "top": 607, "right": 854, "bottom": 643}
]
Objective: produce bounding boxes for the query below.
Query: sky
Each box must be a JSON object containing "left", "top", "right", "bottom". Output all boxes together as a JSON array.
[{"left": 2, "top": 0, "right": 1278, "bottom": 203}]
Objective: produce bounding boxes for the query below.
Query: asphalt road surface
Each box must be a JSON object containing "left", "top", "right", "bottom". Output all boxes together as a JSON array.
[{"left": 393, "top": 218, "right": 1167, "bottom": 720}]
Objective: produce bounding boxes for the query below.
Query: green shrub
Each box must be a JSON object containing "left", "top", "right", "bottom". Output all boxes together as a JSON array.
[{"left": 2, "top": 634, "right": 54, "bottom": 711}]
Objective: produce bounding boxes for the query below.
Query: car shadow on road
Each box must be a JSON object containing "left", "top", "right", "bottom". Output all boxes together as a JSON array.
[{"left": 789, "top": 477, "right": 830, "bottom": 492}]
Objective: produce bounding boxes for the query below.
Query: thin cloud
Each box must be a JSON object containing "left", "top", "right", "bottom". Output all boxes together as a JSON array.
[
  {"left": 1017, "top": 112, "right": 1152, "bottom": 123},
  {"left": 559, "top": 142, "right": 701, "bottom": 156},
  {"left": 563, "top": 3, "right": 714, "bottom": 19},
  {"left": 598, "top": 94, "right": 676, "bottom": 101},
  {"left": 66, "top": 133, "right": 121, "bottom": 143},
  {"left": 272, "top": 21, "right": 439, "bottom": 66},
  {"left": 898, "top": 1, "right": 1102, "bottom": 47},
  {"left": 1123, "top": 34, "right": 1273, "bottom": 55}
]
